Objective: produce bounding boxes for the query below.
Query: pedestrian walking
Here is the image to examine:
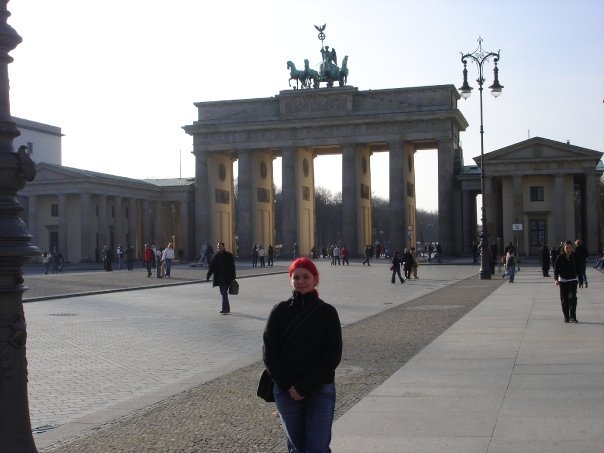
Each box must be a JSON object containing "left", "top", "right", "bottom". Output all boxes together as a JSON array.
[
  {"left": 162, "top": 243, "right": 175, "bottom": 277},
  {"left": 402, "top": 248, "right": 414, "bottom": 280},
  {"left": 391, "top": 251, "right": 405, "bottom": 284},
  {"left": 207, "top": 242, "right": 236, "bottom": 314},
  {"left": 411, "top": 247, "right": 419, "bottom": 278},
  {"left": 362, "top": 244, "right": 372, "bottom": 266},
  {"left": 42, "top": 251, "right": 50, "bottom": 274},
  {"left": 554, "top": 240, "right": 583, "bottom": 323},
  {"left": 267, "top": 244, "right": 274, "bottom": 267},
  {"left": 341, "top": 244, "right": 349, "bottom": 265},
  {"left": 116, "top": 244, "right": 124, "bottom": 270},
  {"left": 156, "top": 247, "right": 164, "bottom": 278},
  {"left": 262, "top": 257, "right": 342, "bottom": 453},
  {"left": 125, "top": 243, "right": 135, "bottom": 271},
  {"left": 143, "top": 244, "right": 154, "bottom": 277},
  {"left": 540, "top": 243, "right": 551, "bottom": 277},
  {"left": 574, "top": 239, "right": 588, "bottom": 288},
  {"left": 505, "top": 249, "right": 517, "bottom": 283}
]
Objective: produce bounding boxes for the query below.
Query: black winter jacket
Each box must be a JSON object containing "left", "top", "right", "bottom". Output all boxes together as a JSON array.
[
  {"left": 554, "top": 252, "right": 583, "bottom": 284},
  {"left": 263, "top": 291, "right": 342, "bottom": 397},
  {"left": 207, "top": 251, "right": 236, "bottom": 287}
]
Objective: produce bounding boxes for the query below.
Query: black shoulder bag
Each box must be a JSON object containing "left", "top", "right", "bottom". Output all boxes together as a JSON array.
[{"left": 257, "top": 301, "right": 323, "bottom": 402}]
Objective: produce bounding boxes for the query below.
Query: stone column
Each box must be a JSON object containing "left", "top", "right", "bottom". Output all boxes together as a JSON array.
[
  {"left": 236, "top": 150, "right": 253, "bottom": 258},
  {"left": 389, "top": 142, "right": 407, "bottom": 254},
  {"left": 97, "top": 195, "right": 109, "bottom": 250},
  {"left": 80, "top": 193, "right": 92, "bottom": 262},
  {"left": 585, "top": 173, "right": 600, "bottom": 254},
  {"left": 179, "top": 197, "right": 191, "bottom": 259},
  {"left": 281, "top": 147, "right": 298, "bottom": 259},
  {"left": 461, "top": 189, "right": 473, "bottom": 255},
  {"left": 114, "top": 197, "right": 124, "bottom": 247},
  {"left": 554, "top": 175, "right": 565, "bottom": 246},
  {"left": 512, "top": 175, "right": 524, "bottom": 254},
  {"left": 341, "top": 144, "right": 357, "bottom": 254},
  {"left": 154, "top": 200, "right": 163, "bottom": 246},
  {"left": 141, "top": 199, "right": 150, "bottom": 245},
  {"left": 127, "top": 198, "right": 137, "bottom": 248},
  {"left": 58, "top": 193, "right": 68, "bottom": 260},
  {"left": 27, "top": 195, "right": 37, "bottom": 249},
  {"left": 194, "top": 150, "right": 210, "bottom": 255},
  {"left": 437, "top": 141, "right": 455, "bottom": 256}
]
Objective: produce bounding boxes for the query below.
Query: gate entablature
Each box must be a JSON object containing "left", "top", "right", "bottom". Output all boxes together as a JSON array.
[{"left": 185, "top": 85, "right": 468, "bottom": 152}]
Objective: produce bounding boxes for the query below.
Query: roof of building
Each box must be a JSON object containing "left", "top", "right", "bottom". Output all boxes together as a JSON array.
[{"left": 143, "top": 178, "right": 196, "bottom": 187}]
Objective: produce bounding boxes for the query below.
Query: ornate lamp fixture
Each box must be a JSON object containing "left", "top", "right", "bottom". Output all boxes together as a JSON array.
[
  {"left": 0, "top": 1, "right": 40, "bottom": 451},
  {"left": 459, "top": 37, "right": 503, "bottom": 279}
]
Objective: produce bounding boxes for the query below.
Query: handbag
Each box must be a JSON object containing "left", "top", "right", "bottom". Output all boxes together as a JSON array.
[
  {"left": 257, "top": 299, "right": 323, "bottom": 402},
  {"left": 257, "top": 369, "right": 275, "bottom": 402},
  {"left": 228, "top": 279, "right": 239, "bottom": 295}
]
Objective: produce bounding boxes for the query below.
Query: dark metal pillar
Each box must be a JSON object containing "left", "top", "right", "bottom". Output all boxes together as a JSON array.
[{"left": 0, "top": 1, "right": 40, "bottom": 451}]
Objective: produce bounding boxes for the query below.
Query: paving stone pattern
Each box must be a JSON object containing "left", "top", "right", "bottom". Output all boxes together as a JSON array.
[{"left": 37, "top": 273, "right": 503, "bottom": 452}]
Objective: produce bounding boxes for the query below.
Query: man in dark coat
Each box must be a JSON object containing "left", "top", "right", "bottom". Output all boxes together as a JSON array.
[
  {"left": 540, "top": 244, "right": 551, "bottom": 277},
  {"left": 574, "top": 239, "right": 588, "bottom": 288},
  {"left": 207, "top": 242, "right": 236, "bottom": 314}
]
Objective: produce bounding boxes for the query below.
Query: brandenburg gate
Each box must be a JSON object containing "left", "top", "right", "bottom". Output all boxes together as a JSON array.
[{"left": 184, "top": 84, "right": 469, "bottom": 258}]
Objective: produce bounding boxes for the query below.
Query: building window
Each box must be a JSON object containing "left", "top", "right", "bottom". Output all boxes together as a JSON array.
[
  {"left": 51, "top": 203, "right": 59, "bottom": 217},
  {"left": 530, "top": 219, "right": 546, "bottom": 246},
  {"left": 530, "top": 186, "right": 544, "bottom": 202},
  {"left": 27, "top": 141, "right": 34, "bottom": 155}
]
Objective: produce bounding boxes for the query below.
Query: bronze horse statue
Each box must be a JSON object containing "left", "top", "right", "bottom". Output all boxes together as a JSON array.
[
  {"left": 287, "top": 60, "right": 304, "bottom": 89},
  {"left": 288, "top": 56, "right": 348, "bottom": 89},
  {"left": 304, "top": 59, "right": 321, "bottom": 89},
  {"left": 338, "top": 55, "right": 349, "bottom": 86}
]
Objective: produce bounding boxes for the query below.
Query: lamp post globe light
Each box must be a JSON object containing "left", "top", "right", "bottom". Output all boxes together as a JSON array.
[{"left": 459, "top": 37, "right": 503, "bottom": 280}]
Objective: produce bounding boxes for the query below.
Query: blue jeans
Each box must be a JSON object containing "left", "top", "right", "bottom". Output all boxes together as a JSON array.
[
  {"left": 508, "top": 266, "right": 516, "bottom": 282},
  {"left": 164, "top": 258, "right": 172, "bottom": 276},
  {"left": 274, "top": 383, "right": 336, "bottom": 453}
]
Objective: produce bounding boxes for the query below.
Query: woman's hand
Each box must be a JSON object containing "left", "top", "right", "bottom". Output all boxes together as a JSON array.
[{"left": 288, "top": 386, "right": 304, "bottom": 401}]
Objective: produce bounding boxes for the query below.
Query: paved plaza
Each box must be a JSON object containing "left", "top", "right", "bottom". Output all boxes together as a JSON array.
[{"left": 20, "top": 260, "right": 604, "bottom": 452}]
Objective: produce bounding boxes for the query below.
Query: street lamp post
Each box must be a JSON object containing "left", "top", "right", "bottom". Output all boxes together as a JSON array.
[
  {"left": 459, "top": 37, "right": 503, "bottom": 280},
  {"left": 0, "top": 1, "right": 40, "bottom": 451}
]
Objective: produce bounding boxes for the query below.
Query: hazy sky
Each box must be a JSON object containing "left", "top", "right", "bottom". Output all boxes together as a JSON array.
[{"left": 7, "top": 0, "right": 604, "bottom": 212}]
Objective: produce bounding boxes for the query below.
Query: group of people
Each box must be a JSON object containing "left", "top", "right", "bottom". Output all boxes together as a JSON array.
[
  {"left": 250, "top": 244, "right": 275, "bottom": 267},
  {"left": 390, "top": 247, "right": 419, "bottom": 283},
  {"left": 41, "top": 248, "right": 65, "bottom": 274},
  {"left": 143, "top": 243, "right": 175, "bottom": 278}
]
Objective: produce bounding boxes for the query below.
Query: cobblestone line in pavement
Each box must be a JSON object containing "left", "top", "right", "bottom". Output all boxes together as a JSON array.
[
  {"left": 40, "top": 276, "right": 503, "bottom": 453},
  {"left": 23, "top": 265, "right": 288, "bottom": 301}
]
